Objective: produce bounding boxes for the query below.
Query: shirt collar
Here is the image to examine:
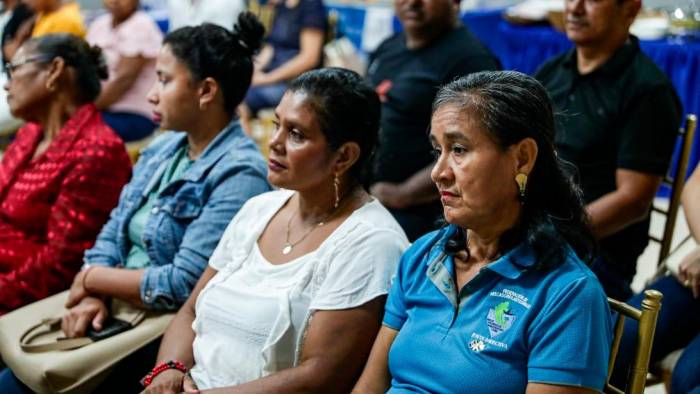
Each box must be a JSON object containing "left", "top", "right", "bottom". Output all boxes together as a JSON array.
[
  {"left": 33, "top": 103, "right": 98, "bottom": 160},
  {"left": 485, "top": 242, "right": 537, "bottom": 280},
  {"left": 154, "top": 119, "right": 246, "bottom": 183},
  {"left": 428, "top": 224, "right": 538, "bottom": 280},
  {"left": 562, "top": 35, "right": 640, "bottom": 78}
]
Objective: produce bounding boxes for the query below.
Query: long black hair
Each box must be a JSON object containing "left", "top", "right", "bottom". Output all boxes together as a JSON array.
[
  {"left": 163, "top": 12, "right": 264, "bottom": 116},
  {"left": 434, "top": 70, "right": 596, "bottom": 268}
]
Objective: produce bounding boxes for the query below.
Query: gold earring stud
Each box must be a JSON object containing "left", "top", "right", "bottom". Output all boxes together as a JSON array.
[{"left": 515, "top": 173, "right": 528, "bottom": 203}]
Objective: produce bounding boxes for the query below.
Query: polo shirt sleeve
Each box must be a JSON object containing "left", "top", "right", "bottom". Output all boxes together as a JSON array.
[
  {"left": 382, "top": 248, "right": 413, "bottom": 330},
  {"left": 617, "top": 84, "right": 682, "bottom": 175},
  {"left": 527, "top": 276, "right": 612, "bottom": 391}
]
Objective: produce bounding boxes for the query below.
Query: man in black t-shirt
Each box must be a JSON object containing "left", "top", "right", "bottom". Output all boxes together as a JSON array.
[
  {"left": 535, "top": 0, "right": 682, "bottom": 300},
  {"left": 367, "top": 0, "right": 499, "bottom": 241}
]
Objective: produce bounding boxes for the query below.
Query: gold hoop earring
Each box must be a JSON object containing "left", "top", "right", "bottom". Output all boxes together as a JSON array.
[
  {"left": 515, "top": 173, "right": 528, "bottom": 204},
  {"left": 46, "top": 82, "right": 55, "bottom": 92},
  {"left": 333, "top": 174, "right": 340, "bottom": 209}
]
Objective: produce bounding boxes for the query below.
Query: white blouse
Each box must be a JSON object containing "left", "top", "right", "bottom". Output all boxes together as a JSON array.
[{"left": 189, "top": 190, "right": 409, "bottom": 389}]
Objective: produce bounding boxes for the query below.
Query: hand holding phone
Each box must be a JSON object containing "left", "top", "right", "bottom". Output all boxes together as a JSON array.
[{"left": 85, "top": 316, "right": 133, "bottom": 341}]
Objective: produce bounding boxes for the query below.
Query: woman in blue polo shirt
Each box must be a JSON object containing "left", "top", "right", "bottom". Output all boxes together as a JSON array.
[{"left": 353, "top": 71, "right": 612, "bottom": 394}]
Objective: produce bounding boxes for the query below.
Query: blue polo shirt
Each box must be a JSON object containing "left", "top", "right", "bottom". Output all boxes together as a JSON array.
[{"left": 384, "top": 225, "right": 612, "bottom": 393}]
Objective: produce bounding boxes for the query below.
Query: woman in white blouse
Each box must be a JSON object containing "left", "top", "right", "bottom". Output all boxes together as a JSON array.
[{"left": 142, "top": 68, "right": 409, "bottom": 394}]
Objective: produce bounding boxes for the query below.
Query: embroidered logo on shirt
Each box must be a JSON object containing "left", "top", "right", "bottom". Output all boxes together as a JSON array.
[
  {"left": 469, "top": 339, "right": 486, "bottom": 353},
  {"left": 487, "top": 301, "right": 516, "bottom": 337},
  {"left": 489, "top": 288, "right": 531, "bottom": 309},
  {"left": 470, "top": 332, "right": 508, "bottom": 350}
]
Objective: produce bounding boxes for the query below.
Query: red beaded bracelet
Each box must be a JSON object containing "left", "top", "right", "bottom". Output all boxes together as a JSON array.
[{"left": 140, "top": 360, "right": 188, "bottom": 387}]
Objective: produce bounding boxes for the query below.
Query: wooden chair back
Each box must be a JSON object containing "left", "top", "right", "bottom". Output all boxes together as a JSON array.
[
  {"left": 650, "top": 114, "right": 697, "bottom": 265},
  {"left": 604, "top": 290, "right": 663, "bottom": 394}
]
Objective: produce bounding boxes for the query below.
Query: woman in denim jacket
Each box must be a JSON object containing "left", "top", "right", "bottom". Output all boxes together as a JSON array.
[
  {"left": 58, "top": 14, "right": 270, "bottom": 334},
  {"left": 0, "top": 14, "right": 271, "bottom": 394}
]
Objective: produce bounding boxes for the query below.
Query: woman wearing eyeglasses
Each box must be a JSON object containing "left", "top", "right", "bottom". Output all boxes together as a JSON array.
[{"left": 0, "top": 33, "right": 131, "bottom": 315}]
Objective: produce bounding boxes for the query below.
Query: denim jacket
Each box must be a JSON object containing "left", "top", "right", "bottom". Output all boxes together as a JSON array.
[{"left": 84, "top": 120, "right": 271, "bottom": 310}]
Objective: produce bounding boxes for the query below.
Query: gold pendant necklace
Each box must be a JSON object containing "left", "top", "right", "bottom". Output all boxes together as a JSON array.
[
  {"left": 282, "top": 188, "right": 357, "bottom": 255},
  {"left": 282, "top": 210, "right": 331, "bottom": 255}
]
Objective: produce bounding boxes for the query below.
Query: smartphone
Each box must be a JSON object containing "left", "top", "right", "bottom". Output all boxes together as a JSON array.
[{"left": 86, "top": 317, "right": 133, "bottom": 341}]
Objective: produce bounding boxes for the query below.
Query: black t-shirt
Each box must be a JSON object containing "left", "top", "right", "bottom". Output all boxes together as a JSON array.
[
  {"left": 1, "top": 4, "right": 33, "bottom": 64},
  {"left": 367, "top": 25, "right": 501, "bottom": 185},
  {"left": 535, "top": 37, "right": 682, "bottom": 279}
]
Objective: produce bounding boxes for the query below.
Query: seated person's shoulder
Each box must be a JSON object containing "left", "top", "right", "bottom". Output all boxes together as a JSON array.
[
  {"left": 433, "top": 27, "right": 500, "bottom": 72},
  {"left": 352, "top": 199, "right": 408, "bottom": 232},
  {"left": 221, "top": 130, "right": 266, "bottom": 164},
  {"left": 244, "top": 189, "right": 290, "bottom": 210},
  {"left": 58, "top": 3, "right": 84, "bottom": 25},
  {"left": 222, "top": 189, "right": 289, "bottom": 225},
  {"left": 627, "top": 51, "right": 677, "bottom": 94},
  {"left": 139, "top": 130, "right": 180, "bottom": 155},
  {"left": 300, "top": 0, "right": 327, "bottom": 26},
  {"left": 534, "top": 52, "right": 570, "bottom": 82},
  {"left": 393, "top": 226, "right": 453, "bottom": 272},
  {"left": 121, "top": 10, "right": 163, "bottom": 33},
  {"left": 372, "top": 32, "right": 406, "bottom": 58},
  {"left": 77, "top": 121, "right": 127, "bottom": 149},
  {"left": 450, "top": 26, "right": 491, "bottom": 54},
  {"left": 88, "top": 13, "right": 111, "bottom": 30},
  {"left": 538, "top": 247, "right": 607, "bottom": 301},
  {"left": 206, "top": 135, "right": 269, "bottom": 181}
]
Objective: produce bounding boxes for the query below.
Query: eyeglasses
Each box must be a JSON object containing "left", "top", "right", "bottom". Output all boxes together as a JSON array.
[{"left": 4, "top": 55, "right": 52, "bottom": 79}]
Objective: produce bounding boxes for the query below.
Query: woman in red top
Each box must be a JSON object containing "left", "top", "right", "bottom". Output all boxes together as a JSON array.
[{"left": 0, "top": 33, "right": 131, "bottom": 314}]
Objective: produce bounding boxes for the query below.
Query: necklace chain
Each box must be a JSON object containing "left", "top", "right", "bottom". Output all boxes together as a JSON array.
[{"left": 282, "top": 188, "right": 356, "bottom": 255}]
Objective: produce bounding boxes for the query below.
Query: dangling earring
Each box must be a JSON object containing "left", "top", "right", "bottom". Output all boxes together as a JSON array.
[
  {"left": 515, "top": 173, "right": 528, "bottom": 204},
  {"left": 333, "top": 174, "right": 340, "bottom": 209}
]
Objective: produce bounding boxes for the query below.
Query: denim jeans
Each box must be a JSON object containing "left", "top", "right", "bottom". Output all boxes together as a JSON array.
[
  {"left": 672, "top": 332, "right": 700, "bottom": 394},
  {"left": 611, "top": 275, "right": 700, "bottom": 392},
  {"left": 0, "top": 369, "right": 32, "bottom": 394}
]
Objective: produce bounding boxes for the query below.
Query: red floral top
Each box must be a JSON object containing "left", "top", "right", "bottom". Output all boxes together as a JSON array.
[{"left": 0, "top": 104, "right": 131, "bottom": 314}]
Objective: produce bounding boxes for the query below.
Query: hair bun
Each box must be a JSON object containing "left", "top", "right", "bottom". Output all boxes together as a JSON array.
[
  {"left": 232, "top": 11, "right": 265, "bottom": 56},
  {"left": 87, "top": 44, "right": 109, "bottom": 80}
]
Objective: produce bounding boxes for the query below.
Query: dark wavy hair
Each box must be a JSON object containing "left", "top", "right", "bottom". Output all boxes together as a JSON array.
[
  {"left": 287, "top": 67, "right": 381, "bottom": 183},
  {"left": 434, "top": 71, "right": 596, "bottom": 268},
  {"left": 164, "top": 12, "right": 264, "bottom": 115},
  {"left": 26, "top": 33, "right": 108, "bottom": 103}
]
